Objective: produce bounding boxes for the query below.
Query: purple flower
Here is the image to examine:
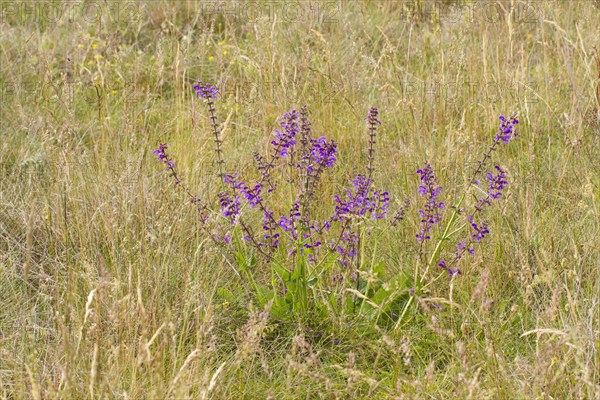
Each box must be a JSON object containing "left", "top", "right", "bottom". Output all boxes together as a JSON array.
[
  {"left": 279, "top": 202, "right": 301, "bottom": 239},
  {"left": 456, "top": 241, "right": 474, "bottom": 259},
  {"left": 486, "top": 165, "right": 508, "bottom": 199},
  {"left": 218, "top": 192, "right": 241, "bottom": 224},
  {"left": 335, "top": 231, "right": 359, "bottom": 268},
  {"left": 306, "top": 136, "right": 337, "bottom": 172},
  {"left": 223, "top": 173, "right": 245, "bottom": 190},
  {"left": 153, "top": 143, "right": 177, "bottom": 172},
  {"left": 364, "top": 107, "right": 381, "bottom": 126},
  {"left": 272, "top": 110, "right": 299, "bottom": 157},
  {"left": 223, "top": 174, "right": 264, "bottom": 208},
  {"left": 495, "top": 115, "right": 519, "bottom": 144},
  {"left": 215, "top": 232, "right": 232, "bottom": 244},
  {"left": 241, "top": 183, "right": 262, "bottom": 207},
  {"left": 416, "top": 161, "right": 444, "bottom": 243},
  {"left": 193, "top": 79, "right": 220, "bottom": 99},
  {"left": 153, "top": 143, "right": 168, "bottom": 160},
  {"left": 469, "top": 215, "right": 489, "bottom": 242},
  {"left": 333, "top": 175, "right": 390, "bottom": 223},
  {"left": 438, "top": 259, "right": 461, "bottom": 277},
  {"left": 262, "top": 210, "right": 280, "bottom": 249}
]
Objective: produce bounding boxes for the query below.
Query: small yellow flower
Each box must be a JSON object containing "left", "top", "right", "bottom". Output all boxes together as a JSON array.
[
  {"left": 92, "top": 43, "right": 98, "bottom": 49},
  {"left": 87, "top": 60, "right": 93, "bottom": 65},
  {"left": 111, "top": 90, "right": 117, "bottom": 95},
  {"left": 96, "top": 54, "right": 102, "bottom": 59},
  {"left": 208, "top": 55, "right": 214, "bottom": 61},
  {"left": 222, "top": 302, "right": 229, "bottom": 308}
]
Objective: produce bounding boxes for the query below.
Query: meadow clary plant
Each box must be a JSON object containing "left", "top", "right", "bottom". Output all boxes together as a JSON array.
[{"left": 153, "top": 80, "right": 518, "bottom": 324}]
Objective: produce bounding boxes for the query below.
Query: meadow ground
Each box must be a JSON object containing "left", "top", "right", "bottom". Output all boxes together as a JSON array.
[{"left": 1, "top": 1, "right": 599, "bottom": 398}]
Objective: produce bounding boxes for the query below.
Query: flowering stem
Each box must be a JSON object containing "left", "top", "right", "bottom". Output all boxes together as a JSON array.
[{"left": 420, "top": 194, "right": 466, "bottom": 284}]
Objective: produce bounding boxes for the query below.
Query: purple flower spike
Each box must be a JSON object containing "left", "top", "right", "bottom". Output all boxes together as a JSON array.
[
  {"left": 241, "top": 183, "right": 262, "bottom": 207},
  {"left": 486, "top": 165, "right": 508, "bottom": 199},
  {"left": 218, "top": 192, "right": 241, "bottom": 224},
  {"left": 333, "top": 174, "right": 389, "bottom": 222},
  {"left": 495, "top": 115, "right": 519, "bottom": 144},
  {"left": 308, "top": 136, "right": 337, "bottom": 171},
  {"left": 272, "top": 110, "right": 300, "bottom": 157},
  {"left": 153, "top": 143, "right": 178, "bottom": 174},
  {"left": 469, "top": 215, "right": 489, "bottom": 242},
  {"left": 416, "top": 161, "right": 444, "bottom": 243},
  {"left": 439, "top": 259, "right": 461, "bottom": 277},
  {"left": 364, "top": 107, "right": 381, "bottom": 126},
  {"left": 194, "top": 79, "right": 220, "bottom": 99},
  {"left": 153, "top": 143, "right": 167, "bottom": 159}
]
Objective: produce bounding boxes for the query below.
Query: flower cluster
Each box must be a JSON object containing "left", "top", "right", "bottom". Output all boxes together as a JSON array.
[
  {"left": 333, "top": 175, "right": 389, "bottom": 222},
  {"left": 153, "top": 143, "right": 175, "bottom": 170},
  {"left": 365, "top": 107, "right": 381, "bottom": 127},
  {"left": 486, "top": 165, "right": 508, "bottom": 200},
  {"left": 335, "top": 231, "right": 359, "bottom": 268},
  {"left": 416, "top": 161, "right": 444, "bottom": 243},
  {"left": 218, "top": 192, "right": 241, "bottom": 223},
  {"left": 438, "top": 260, "right": 461, "bottom": 277},
  {"left": 495, "top": 115, "right": 519, "bottom": 144},
  {"left": 306, "top": 136, "right": 337, "bottom": 173},
  {"left": 153, "top": 78, "right": 521, "bottom": 317},
  {"left": 272, "top": 110, "right": 300, "bottom": 157},
  {"left": 279, "top": 202, "right": 301, "bottom": 240},
  {"left": 436, "top": 114, "right": 519, "bottom": 277},
  {"left": 194, "top": 79, "right": 220, "bottom": 99},
  {"left": 262, "top": 210, "right": 280, "bottom": 249},
  {"left": 469, "top": 215, "right": 490, "bottom": 242}
]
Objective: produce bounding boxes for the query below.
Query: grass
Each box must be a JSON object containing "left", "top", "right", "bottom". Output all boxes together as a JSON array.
[{"left": 1, "top": 0, "right": 599, "bottom": 398}]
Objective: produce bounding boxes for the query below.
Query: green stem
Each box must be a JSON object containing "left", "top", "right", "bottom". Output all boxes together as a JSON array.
[
  {"left": 419, "top": 193, "right": 466, "bottom": 284},
  {"left": 394, "top": 194, "right": 466, "bottom": 331}
]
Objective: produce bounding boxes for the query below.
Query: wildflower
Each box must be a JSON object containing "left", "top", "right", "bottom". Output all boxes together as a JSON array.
[
  {"left": 153, "top": 143, "right": 177, "bottom": 172},
  {"left": 364, "top": 106, "right": 381, "bottom": 126},
  {"left": 218, "top": 192, "right": 241, "bottom": 223},
  {"left": 279, "top": 202, "right": 301, "bottom": 239},
  {"left": 194, "top": 79, "right": 220, "bottom": 99},
  {"left": 193, "top": 80, "right": 224, "bottom": 179},
  {"left": 241, "top": 183, "right": 262, "bottom": 207},
  {"left": 416, "top": 161, "right": 443, "bottom": 243},
  {"left": 306, "top": 136, "right": 337, "bottom": 173},
  {"left": 469, "top": 215, "right": 489, "bottom": 242},
  {"left": 333, "top": 175, "right": 389, "bottom": 222},
  {"left": 486, "top": 165, "right": 508, "bottom": 199},
  {"left": 271, "top": 110, "right": 300, "bottom": 157},
  {"left": 438, "top": 260, "right": 461, "bottom": 277},
  {"left": 262, "top": 209, "right": 280, "bottom": 249},
  {"left": 336, "top": 231, "right": 359, "bottom": 268},
  {"left": 456, "top": 241, "right": 474, "bottom": 260},
  {"left": 364, "top": 107, "right": 381, "bottom": 178},
  {"left": 495, "top": 115, "right": 519, "bottom": 144}
]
